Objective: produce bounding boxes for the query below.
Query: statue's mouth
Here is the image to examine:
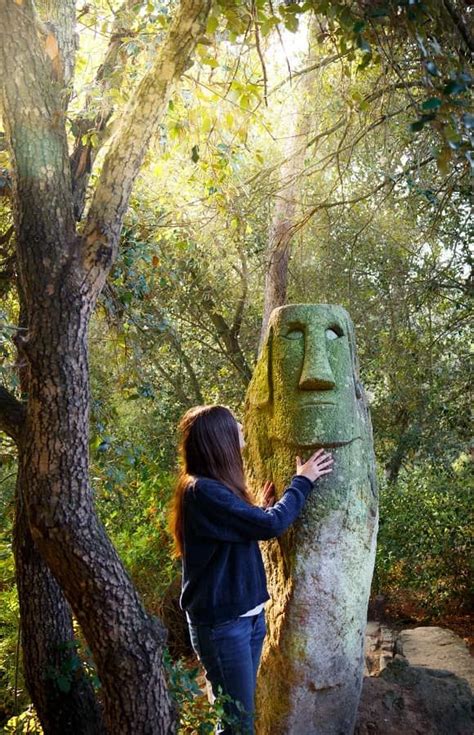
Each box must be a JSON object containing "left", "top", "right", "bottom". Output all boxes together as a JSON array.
[
  {"left": 298, "top": 401, "right": 336, "bottom": 406},
  {"left": 274, "top": 436, "right": 362, "bottom": 449}
]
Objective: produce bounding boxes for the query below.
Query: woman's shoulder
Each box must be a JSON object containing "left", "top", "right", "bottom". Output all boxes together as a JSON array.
[
  {"left": 185, "top": 475, "right": 235, "bottom": 503},
  {"left": 188, "top": 475, "right": 232, "bottom": 492}
]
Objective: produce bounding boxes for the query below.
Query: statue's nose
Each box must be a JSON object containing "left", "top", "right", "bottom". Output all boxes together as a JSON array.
[{"left": 299, "top": 335, "right": 336, "bottom": 391}]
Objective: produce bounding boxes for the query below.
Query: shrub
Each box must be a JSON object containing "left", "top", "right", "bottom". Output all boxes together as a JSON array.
[{"left": 374, "top": 457, "right": 473, "bottom": 614}]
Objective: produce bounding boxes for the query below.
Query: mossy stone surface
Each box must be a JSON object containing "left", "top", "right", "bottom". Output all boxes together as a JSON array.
[{"left": 244, "top": 304, "right": 378, "bottom": 735}]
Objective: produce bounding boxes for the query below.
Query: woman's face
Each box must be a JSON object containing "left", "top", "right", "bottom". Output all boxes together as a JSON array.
[{"left": 237, "top": 421, "right": 245, "bottom": 450}]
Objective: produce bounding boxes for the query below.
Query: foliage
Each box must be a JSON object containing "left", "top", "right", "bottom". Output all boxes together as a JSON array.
[
  {"left": 93, "top": 447, "right": 178, "bottom": 609},
  {"left": 0, "top": 472, "right": 24, "bottom": 728},
  {"left": 2, "top": 706, "right": 42, "bottom": 734},
  {"left": 163, "top": 647, "right": 247, "bottom": 734},
  {"left": 43, "top": 639, "right": 100, "bottom": 697},
  {"left": 374, "top": 458, "right": 473, "bottom": 613},
  {"left": 313, "top": 0, "right": 473, "bottom": 172}
]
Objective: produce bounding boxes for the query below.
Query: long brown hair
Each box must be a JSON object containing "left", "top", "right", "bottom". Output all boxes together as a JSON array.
[{"left": 169, "top": 405, "right": 253, "bottom": 558}]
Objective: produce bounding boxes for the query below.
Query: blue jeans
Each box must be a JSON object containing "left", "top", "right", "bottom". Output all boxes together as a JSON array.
[{"left": 188, "top": 610, "right": 266, "bottom": 735}]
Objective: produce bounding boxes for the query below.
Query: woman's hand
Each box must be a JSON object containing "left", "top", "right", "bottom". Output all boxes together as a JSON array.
[
  {"left": 262, "top": 480, "right": 276, "bottom": 508},
  {"left": 296, "top": 448, "right": 334, "bottom": 483}
]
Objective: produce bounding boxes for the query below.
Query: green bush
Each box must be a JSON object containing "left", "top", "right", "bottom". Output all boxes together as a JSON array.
[
  {"left": 163, "top": 647, "right": 251, "bottom": 734},
  {"left": 3, "top": 705, "right": 42, "bottom": 734},
  {"left": 374, "top": 457, "right": 473, "bottom": 614},
  {"left": 94, "top": 452, "right": 179, "bottom": 609}
]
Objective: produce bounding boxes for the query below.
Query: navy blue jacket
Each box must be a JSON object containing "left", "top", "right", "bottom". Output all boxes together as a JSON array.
[{"left": 180, "top": 474, "right": 314, "bottom": 625}]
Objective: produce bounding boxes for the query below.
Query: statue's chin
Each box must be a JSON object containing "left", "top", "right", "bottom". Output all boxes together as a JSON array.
[{"left": 269, "top": 403, "right": 360, "bottom": 448}]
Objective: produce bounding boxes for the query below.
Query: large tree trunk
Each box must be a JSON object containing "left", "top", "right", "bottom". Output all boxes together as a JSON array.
[
  {"left": 1, "top": 386, "right": 102, "bottom": 733},
  {"left": 14, "top": 464, "right": 105, "bottom": 734},
  {"left": 0, "top": 0, "right": 211, "bottom": 731},
  {"left": 5, "top": 284, "right": 105, "bottom": 734},
  {"left": 16, "top": 290, "right": 174, "bottom": 732}
]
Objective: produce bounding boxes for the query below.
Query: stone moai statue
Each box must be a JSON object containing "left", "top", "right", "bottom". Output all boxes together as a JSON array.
[{"left": 244, "top": 304, "right": 378, "bottom": 735}]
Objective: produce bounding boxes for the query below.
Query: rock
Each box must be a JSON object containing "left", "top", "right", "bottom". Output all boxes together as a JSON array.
[
  {"left": 399, "top": 627, "right": 474, "bottom": 690},
  {"left": 364, "top": 621, "right": 396, "bottom": 676},
  {"left": 356, "top": 651, "right": 474, "bottom": 735}
]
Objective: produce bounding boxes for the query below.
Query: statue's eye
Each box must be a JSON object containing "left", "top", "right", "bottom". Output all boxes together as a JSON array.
[
  {"left": 284, "top": 328, "right": 304, "bottom": 340},
  {"left": 326, "top": 326, "right": 343, "bottom": 340}
]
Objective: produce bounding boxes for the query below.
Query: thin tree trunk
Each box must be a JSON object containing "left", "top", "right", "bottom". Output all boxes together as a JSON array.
[
  {"left": 259, "top": 144, "right": 310, "bottom": 349},
  {"left": 259, "top": 44, "right": 314, "bottom": 352}
]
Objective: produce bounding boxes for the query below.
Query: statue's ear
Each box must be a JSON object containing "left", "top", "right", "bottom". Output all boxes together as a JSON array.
[
  {"left": 249, "top": 326, "right": 273, "bottom": 408},
  {"left": 345, "top": 313, "right": 362, "bottom": 398}
]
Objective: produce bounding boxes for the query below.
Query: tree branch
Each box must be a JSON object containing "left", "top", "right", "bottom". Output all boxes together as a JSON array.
[
  {"left": 288, "top": 156, "right": 434, "bottom": 240},
  {"left": 201, "top": 292, "right": 252, "bottom": 383},
  {"left": 230, "top": 240, "right": 249, "bottom": 341},
  {"left": 0, "top": 386, "right": 26, "bottom": 443},
  {"left": 37, "top": 0, "right": 77, "bottom": 89},
  {"left": 70, "top": 0, "right": 138, "bottom": 220},
  {"left": 443, "top": 0, "right": 474, "bottom": 53},
  {"left": 269, "top": 52, "right": 346, "bottom": 97},
  {"left": 82, "top": 0, "right": 212, "bottom": 297}
]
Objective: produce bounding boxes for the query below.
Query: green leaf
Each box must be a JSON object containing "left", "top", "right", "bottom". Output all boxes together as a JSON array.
[
  {"left": 339, "top": 7, "right": 353, "bottom": 28},
  {"left": 260, "top": 16, "right": 280, "bottom": 36},
  {"left": 422, "top": 97, "right": 442, "bottom": 111},
  {"left": 206, "top": 15, "right": 218, "bottom": 34},
  {"left": 357, "top": 52, "right": 372, "bottom": 71},
  {"left": 353, "top": 20, "right": 365, "bottom": 33},
  {"left": 283, "top": 14, "right": 298, "bottom": 32},
  {"left": 443, "top": 80, "right": 466, "bottom": 96},
  {"left": 367, "top": 6, "right": 389, "bottom": 17},
  {"left": 201, "top": 55, "right": 219, "bottom": 68},
  {"left": 462, "top": 113, "right": 474, "bottom": 130},
  {"left": 410, "top": 119, "right": 425, "bottom": 132},
  {"left": 357, "top": 35, "right": 371, "bottom": 54},
  {"left": 191, "top": 145, "right": 200, "bottom": 163}
]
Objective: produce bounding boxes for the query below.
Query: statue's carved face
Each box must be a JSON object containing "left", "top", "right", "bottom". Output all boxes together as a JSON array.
[{"left": 254, "top": 304, "right": 363, "bottom": 447}]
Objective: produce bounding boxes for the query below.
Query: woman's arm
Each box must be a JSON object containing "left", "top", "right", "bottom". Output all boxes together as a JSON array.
[
  {"left": 185, "top": 449, "right": 333, "bottom": 543},
  {"left": 186, "top": 474, "right": 315, "bottom": 542}
]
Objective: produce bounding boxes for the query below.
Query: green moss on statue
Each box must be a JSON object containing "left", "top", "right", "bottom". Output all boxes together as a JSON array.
[{"left": 244, "top": 304, "right": 378, "bottom": 735}]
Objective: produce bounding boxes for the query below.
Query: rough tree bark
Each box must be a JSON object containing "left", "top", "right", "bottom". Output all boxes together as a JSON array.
[
  {"left": 0, "top": 0, "right": 211, "bottom": 732},
  {"left": 14, "top": 464, "right": 105, "bottom": 733}
]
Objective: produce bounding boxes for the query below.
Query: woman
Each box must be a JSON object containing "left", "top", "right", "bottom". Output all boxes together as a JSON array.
[{"left": 170, "top": 404, "right": 334, "bottom": 734}]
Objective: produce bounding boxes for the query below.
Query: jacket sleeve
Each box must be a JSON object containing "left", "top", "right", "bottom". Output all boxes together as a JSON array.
[{"left": 185, "top": 475, "right": 314, "bottom": 542}]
